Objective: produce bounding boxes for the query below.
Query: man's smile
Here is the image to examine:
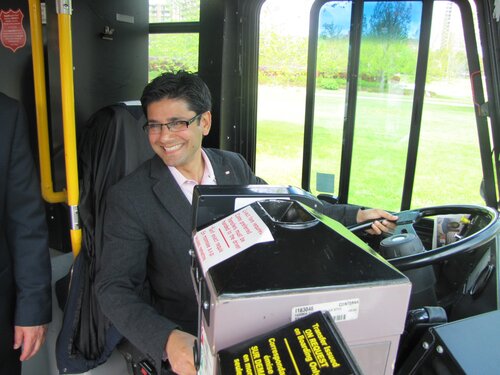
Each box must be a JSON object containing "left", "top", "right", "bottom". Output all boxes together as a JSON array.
[{"left": 162, "top": 143, "right": 183, "bottom": 153}]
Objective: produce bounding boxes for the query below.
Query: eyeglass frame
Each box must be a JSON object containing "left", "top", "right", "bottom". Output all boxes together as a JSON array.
[{"left": 142, "top": 112, "right": 204, "bottom": 134}]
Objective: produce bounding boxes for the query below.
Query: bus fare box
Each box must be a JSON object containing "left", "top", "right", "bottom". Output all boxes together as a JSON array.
[{"left": 191, "top": 199, "right": 411, "bottom": 375}]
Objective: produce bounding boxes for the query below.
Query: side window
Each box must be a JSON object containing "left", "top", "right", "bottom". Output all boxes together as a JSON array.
[
  {"left": 148, "top": 1, "right": 200, "bottom": 81},
  {"left": 412, "top": 1, "right": 484, "bottom": 208},
  {"left": 349, "top": 1, "right": 422, "bottom": 210},
  {"left": 256, "top": 0, "right": 315, "bottom": 188},
  {"left": 310, "top": 1, "right": 352, "bottom": 199}
]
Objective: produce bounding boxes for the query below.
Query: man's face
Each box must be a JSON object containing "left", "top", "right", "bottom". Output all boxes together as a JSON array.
[{"left": 146, "top": 97, "right": 211, "bottom": 173}]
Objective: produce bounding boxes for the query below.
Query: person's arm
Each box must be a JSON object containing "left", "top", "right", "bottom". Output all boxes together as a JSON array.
[
  {"left": 95, "top": 186, "right": 178, "bottom": 373},
  {"left": 6, "top": 100, "right": 51, "bottom": 360},
  {"left": 319, "top": 201, "right": 397, "bottom": 233},
  {"left": 356, "top": 208, "right": 398, "bottom": 235},
  {"left": 318, "top": 202, "right": 360, "bottom": 226}
]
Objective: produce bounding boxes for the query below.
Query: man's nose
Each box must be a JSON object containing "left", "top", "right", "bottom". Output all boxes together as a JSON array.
[{"left": 158, "top": 124, "right": 173, "bottom": 139}]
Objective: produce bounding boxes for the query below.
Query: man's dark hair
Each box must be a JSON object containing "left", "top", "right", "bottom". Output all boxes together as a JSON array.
[{"left": 140, "top": 71, "right": 212, "bottom": 118}]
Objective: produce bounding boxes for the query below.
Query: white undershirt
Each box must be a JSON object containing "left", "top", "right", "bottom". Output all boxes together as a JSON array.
[{"left": 167, "top": 150, "right": 217, "bottom": 204}]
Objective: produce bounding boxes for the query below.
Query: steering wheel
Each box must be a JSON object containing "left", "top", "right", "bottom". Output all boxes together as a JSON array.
[{"left": 349, "top": 205, "right": 499, "bottom": 271}]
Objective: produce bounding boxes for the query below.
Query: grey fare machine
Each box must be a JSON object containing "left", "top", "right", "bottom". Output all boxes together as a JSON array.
[{"left": 190, "top": 186, "right": 411, "bottom": 374}]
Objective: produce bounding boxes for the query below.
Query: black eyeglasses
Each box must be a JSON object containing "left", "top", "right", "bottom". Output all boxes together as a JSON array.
[{"left": 143, "top": 113, "right": 203, "bottom": 134}]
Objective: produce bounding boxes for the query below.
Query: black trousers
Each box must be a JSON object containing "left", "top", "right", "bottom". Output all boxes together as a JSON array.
[
  {"left": 0, "top": 292, "right": 21, "bottom": 375},
  {"left": 0, "top": 347, "right": 21, "bottom": 375}
]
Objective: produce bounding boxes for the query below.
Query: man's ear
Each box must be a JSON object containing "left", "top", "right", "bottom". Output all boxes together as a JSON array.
[{"left": 201, "top": 111, "right": 212, "bottom": 136}]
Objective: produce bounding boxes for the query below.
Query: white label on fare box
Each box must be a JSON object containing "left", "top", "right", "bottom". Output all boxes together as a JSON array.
[
  {"left": 193, "top": 205, "right": 274, "bottom": 275},
  {"left": 291, "top": 298, "right": 360, "bottom": 323}
]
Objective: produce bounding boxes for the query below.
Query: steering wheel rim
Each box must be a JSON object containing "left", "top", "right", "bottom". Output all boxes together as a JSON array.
[{"left": 384, "top": 205, "right": 499, "bottom": 271}]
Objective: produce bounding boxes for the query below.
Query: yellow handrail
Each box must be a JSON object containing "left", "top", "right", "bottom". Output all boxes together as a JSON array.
[
  {"left": 57, "top": 0, "right": 81, "bottom": 256},
  {"left": 28, "top": 0, "right": 66, "bottom": 204}
]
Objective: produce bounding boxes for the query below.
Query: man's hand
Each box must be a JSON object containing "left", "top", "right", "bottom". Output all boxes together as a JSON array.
[
  {"left": 356, "top": 208, "right": 398, "bottom": 235},
  {"left": 14, "top": 324, "right": 48, "bottom": 361},
  {"left": 165, "top": 329, "right": 197, "bottom": 375}
]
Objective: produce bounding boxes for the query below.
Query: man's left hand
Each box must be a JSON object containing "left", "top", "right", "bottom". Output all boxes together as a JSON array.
[
  {"left": 14, "top": 324, "right": 48, "bottom": 361},
  {"left": 356, "top": 209, "right": 398, "bottom": 235}
]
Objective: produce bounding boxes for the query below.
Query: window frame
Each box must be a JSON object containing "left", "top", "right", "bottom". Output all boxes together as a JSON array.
[{"left": 246, "top": 0, "right": 497, "bottom": 209}]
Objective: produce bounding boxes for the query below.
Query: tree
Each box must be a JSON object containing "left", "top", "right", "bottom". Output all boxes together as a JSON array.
[
  {"left": 367, "top": 2, "right": 412, "bottom": 39},
  {"left": 362, "top": 2, "right": 414, "bottom": 91},
  {"left": 321, "top": 23, "right": 344, "bottom": 39}
]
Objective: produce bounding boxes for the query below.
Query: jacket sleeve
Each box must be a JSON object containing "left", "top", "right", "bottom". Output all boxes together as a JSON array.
[
  {"left": 317, "top": 201, "right": 360, "bottom": 226},
  {"left": 95, "top": 184, "right": 177, "bottom": 372},
  {"left": 6, "top": 100, "right": 52, "bottom": 326}
]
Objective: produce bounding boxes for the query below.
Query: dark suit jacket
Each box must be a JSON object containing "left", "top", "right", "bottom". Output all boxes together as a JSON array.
[
  {"left": 95, "top": 149, "right": 265, "bottom": 370},
  {"left": 0, "top": 93, "right": 52, "bottom": 357},
  {"left": 95, "top": 148, "right": 359, "bottom": 372}
]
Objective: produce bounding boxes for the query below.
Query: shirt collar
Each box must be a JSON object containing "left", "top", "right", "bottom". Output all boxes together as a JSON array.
[{"left": 168, "top": 150, "right": 216, "bottom": 203}]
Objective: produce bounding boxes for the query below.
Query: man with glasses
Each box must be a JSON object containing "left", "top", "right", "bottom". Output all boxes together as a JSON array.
[{"left": 96, "top": 71, "right": 396, "bottom": 375}]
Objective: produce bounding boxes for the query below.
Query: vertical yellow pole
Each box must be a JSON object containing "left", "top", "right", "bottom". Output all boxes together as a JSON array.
[
  {"left": 28, "top": 0, "right": 66, "bottom": 203},
  {"left": 56, "top": 0, "right": 81, "bottom": 256}
]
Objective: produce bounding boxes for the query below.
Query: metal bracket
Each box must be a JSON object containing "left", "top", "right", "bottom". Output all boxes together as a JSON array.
[
  {"left": 56, "top": 0, "right": 72, "bottom": 15},
  {"left": 479, "top": 102, "right": 490, "bottom": 117},
  {"left": 69, "top": 205, "right": 80, "bottom": 230}
]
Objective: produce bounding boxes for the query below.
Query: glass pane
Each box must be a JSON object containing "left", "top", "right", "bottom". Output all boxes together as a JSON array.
[
  {"left": 148, "top": 34, "right": 199, "bottom": 81},
  {"left": 349, "top": 1, "right": 422, "bottom": 211},
  {"left": 256, "top": 0, "right": 315, "bottom": 187},
  {"left": 309, "top": 1, "right": 352, "bottom": 197},
  {"left": 412, "top": 2, "right": 484, "bottom": 207},
  {"left": 149, "top": 0, "right": 200, "bottom": 23}
]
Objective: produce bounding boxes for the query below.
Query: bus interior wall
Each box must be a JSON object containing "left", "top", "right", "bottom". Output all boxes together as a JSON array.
[
  {"left": 0, "top": 0, "right": 149, "bottom": 252},
  {"left": 0, "top": 0, "right": 37, "bottom": 156},
  {"left": 44, "top": 0, "right": 149, "bottom": 192}
]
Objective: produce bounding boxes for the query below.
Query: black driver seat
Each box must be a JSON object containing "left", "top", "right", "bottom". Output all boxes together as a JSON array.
[{"left": 56, "top": 101, "right": 154, "bottom": 373}]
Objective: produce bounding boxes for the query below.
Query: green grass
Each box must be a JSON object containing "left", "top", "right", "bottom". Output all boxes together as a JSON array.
[{"left": 256, "top": 86, "right": 485, "bottom": 211}]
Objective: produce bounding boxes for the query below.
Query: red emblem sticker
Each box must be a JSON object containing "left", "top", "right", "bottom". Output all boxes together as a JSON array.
[{"left": 0, "top": 9, "right": 27, "bottom": 52}]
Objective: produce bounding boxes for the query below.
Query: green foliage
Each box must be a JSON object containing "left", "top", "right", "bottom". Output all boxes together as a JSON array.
[
  {"left": 316, "top": 38, "right": 349, "bottom": 79},
  {"left": 147, "top": 21, "right": 464, "bottom": 92},
  {"left": 257, "top": 26, "right": 422, "bottom": 94},
  {"left": 258, "top": 32, "right": 309, "bottom": 86},
  {"left": 316, "top": 77, "right": 341, "bottom": 90},
  {"left": 358, "top": 38, "right": 418, "bottom": 93},
  {"left": 148, "top": 34, "right": 199, "bottom": 81}
]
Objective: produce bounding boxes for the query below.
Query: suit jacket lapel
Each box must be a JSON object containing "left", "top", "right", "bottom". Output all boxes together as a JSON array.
[
  {"left": 206, "top": 149, "right": 239, "bottom": 184},
  {"left": 150, "top": 156, "right": 192, "bottom": 236}
]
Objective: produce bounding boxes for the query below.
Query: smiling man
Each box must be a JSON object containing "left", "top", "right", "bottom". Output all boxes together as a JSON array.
[
  {"left": 95, "top": 71, "right": 396, "bottom": 375},
  {"left": 95, "top": 71, "right": 266, "bottom": 375}
]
